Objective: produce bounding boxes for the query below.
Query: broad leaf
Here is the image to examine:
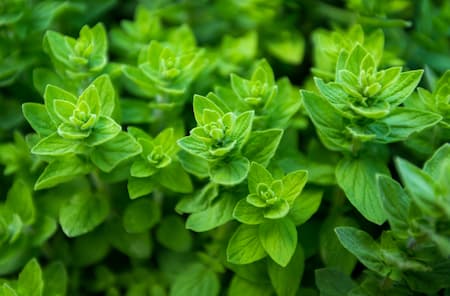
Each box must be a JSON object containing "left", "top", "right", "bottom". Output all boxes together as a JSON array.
[
  {"left": 267, "top": 243, "right": 304, "bottom": 296},
  {"left": 186, "top": 193, "right": 238, "bottom": 232},
  {"left": 336, "top": 156, "right": 389, "bottom": 224},
  {"left": 123, "top": 198, "right": 160, "bottom": 233},
  {"left": 170, "top": 263, "right": 219, "bottom": 296},
  {"left": 242, "top": 129, "right": 283, "bottom": 166},
  {"left": 91, "top": 132, "right": 142, "bottom": 172},
  {"left": 59, "top": 193, "right": 109, "bottom": 237},
  {"left": 259, "top": 218, "right": 297, "bottom": 267},
  {"left": 227, "top": 225, "right": 267, "bottom": 265}
]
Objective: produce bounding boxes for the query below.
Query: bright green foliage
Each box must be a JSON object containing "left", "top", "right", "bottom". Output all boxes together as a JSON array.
[
  {"left": 23, "top": 74, "right": 141, "bottom": 186},
  {"left": 178, "top": 94, "right": 283, "bottom": 185},
  {"left": 128, "top": 127, "right": 192, "bottom": 198},
  {"left": 233, "top": 162, "right": 308, "bottom": 222},
  {"left": 0, "top": 1, "right": 449, "bottom": 296},
  {"left": 123, "top": 26, "right": 205, "bottom": 100}
]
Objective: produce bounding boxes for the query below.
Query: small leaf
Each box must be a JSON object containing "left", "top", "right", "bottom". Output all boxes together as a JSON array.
[
  {"left": 22, "top": 103, "right": 56, "bottom": 136},
  {"left": 127, "top": 177, "right": 154, "bottom": 199},
  {"left": 35, "top": 156, "right": 92, "bottom": 190},
  {"left": 91, "top": 131, "right": 142, "bottom": 172},
  {"left": 59, "top": 193, "right": 109, "bottom": 237},
  {"left": 247, "top": 162, "right": 273, "bottom": 194},
  {"left": 43, "top": 262, "right": 67, "bottom": 296},
  {"left": 156, "top": 162, "right": 193, "bottom": 193},
  {"left": 157, "top": 215, "right": 192, "bottom": 252},
  {"left": 6, "top": 179, "right": 35, "bottom": 225},
  {"left": 193, "top": 95, "right": 223, "bottom": 125},
  {"left": 377, "top": 70, "right": 424, "bottom": 106},
  {"left": 376, "top": 108, "right": 442, "bottom": 143},
  {"left": 32, "top": 132, "right": 80, "bottom": 156},
  {"left": 209, "top": 156, "right": 250, "bottom": 185},
  {"left": 301, "top": 90, "right": 350, "bottom": 152},
  {"left": 44, "top": 84, "right": 77, "bottom": 125},
  {"left": 186, "top": 193, "right": 238, "bottom": 232},
  {"left": 242, "top": 129, "right": 283, "bottom": 166},
  {"left": 319, "top": 216, "right": 358, "bottom": 275},
  {"left": 288, "top": 190, "right": 323, "bottom": 226},
  {"left": 267, "top": 243, "right": 304, "bottom": 296},
  {"left": 233, "top": 199, "right": 265, "bottom": 225},
  {"left": 336, "top": 156, "right": 389, "bottom": 225},
  {"left": 85, "top": 116, "right": 121, "bottom": 146},
  {"left": 377, "top": 175, "right": 410, "bottom": 233},
  {"left": 281, "top": 170, "right": 308, "bottom": 203},
  {"left": 170, "top": 263, "right": 220, "bottom": 296},
  {"left": 315, "top": 268, "right": 356, "bottom": 296},
  {"left": 335, "top": 227, "right": 385, "bottom": 274},
  {"left": 259, "top": 218, "right": 297, "bottom": 267},
  {"left": 395, "top": 158, "right": 441, "bottom": 216},
  {"left": 91, "top": 75, "right": 116, "bottom": 117},
  {"left": 17, "top": 259, "right": 43, "bottom": 296},
  {"left": 227, "top": 224, "right": 267, "bottom": 265},
  {"left": 123, "top": 198, "right": 160, "bottom": 233}
]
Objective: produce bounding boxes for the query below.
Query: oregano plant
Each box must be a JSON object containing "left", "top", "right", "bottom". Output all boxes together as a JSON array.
[{"left": 0, "top": 1, "right": 449, "bottom": 296}]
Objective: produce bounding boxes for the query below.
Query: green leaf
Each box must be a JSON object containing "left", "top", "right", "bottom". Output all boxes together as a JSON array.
[
  {"left": 377, "top": 175, "right": 409, "bottom": 233},
  {"left": 336, "top": 156, "right": 389, "bottom": 225},
  {"left": 85, "top": 116, "right": 121, "bottom": 146},
  {"left": 267, "top": 243, "right": 304, "bottom": 296},
  {"left": 227, "top": 224, "right": 267, "bottom": 265},
  {"left": 91, "top": 131, "right": 142, "bottom": 172},
  {"left": 127, "top": 177, "right": 154, "bottom": 199},
  {"left": 247, "top": 162, "right": 273, "bottom": 194},
  {"left": 377, "top": 70, "right": 424, "bottom": 106},
  {"left": 288, "top": 190, "right": 323, "bottom": 226},
  {"left": 178, "top": 150, "right": 209, "bottom": 178},
  {"left": 123, "top": 198, "right": 160, "bottom": 233},
  {"left": 91, "top": 75, "right": 116, "bottom": 117},
  {"left": 22, "top": 103, "right": 56, "bottom": 137},
  {"left": 107, "top": 220, "right": 152, "bottom": 259},
  {"left": 233, "top": 200, "right": 265, "bottom": 225},
  {"left": 156, "top": 215, "right": 192, "bottom": 252},
  {"left": 31, "top": 133, "right": 80, "bottom": 156},
  {"left": 228, "top": 276, "right": 273, "bottom": 296},
  {"left": 193, "top": 95, "right": 224, "bottom": 125},
  {"left": 423, "top": 143, "right": 450, "bottom": 179},
  {"left": 170, "top": 263, "right": 220, "bottom": 296},
  {"left": 177, "top": 136, "right": 208, "bottom": 159},
  {"left": 209, "top": 156, "right": 250, "bottom": 185},
  {"left": 315, "top": 268, "right": 356, "bottom": 296},
  {"left": 301, "top": 90, "right": 350, "bottom": 152},
  {"left": 395, "top": 158, "right": 441, "bottom": 216},
  {"left": 230, "top": 111, "right": 254, "bottom": 148},
  {"left": 335, "top": 227, "right": 385, "bottom": 274},
  {"left": 1, "top": 284, "right": 17, "bottom": 296},
  {"left": 319, "top": 216, "right": 358, "bottom": 275},
  {"left": 17, "top": 259, "right": 43, "bottom": 296},
  {"left": 43, "top": 262, "right": 67, "bottom": 296},
  {"left": 6, "top": 179, "right": 35, "bottom": 225},
  {"left": 156, "top": 162, "right": 193, "bottom": 193},
  {"left": 259, "top": 218, "right": 297, "bottom": 267},
  {"left": 43, "top": 85, "right": 77, "bottom": 125},
  {"left": 266, "top": 30, "right": 304, "bottom": 65},
  {"left": 59, "top": 193, "right": 109, "bottom": 237},
  {"left": 242, "top": 129, "right": 283, "bottom": 166},
  {"left": 375, "top": 108, "right": 442, "bottom": 143},
  {"left": 281, "top": 170, "right": 308, "bottom": 203},
  {"left": 186, "top": 193, "right": 238, "bottom": 232},
  {"left": 35, "top": 156, "right": 92, "bottom": 190}
]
